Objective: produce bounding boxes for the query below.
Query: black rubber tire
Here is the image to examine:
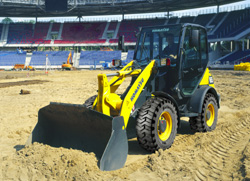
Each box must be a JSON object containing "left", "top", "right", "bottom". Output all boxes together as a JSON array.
[
  {"left": 83, "top": 95, "right": 97, "bottom": 109},
  {"left": 136, "top": 97, "right": 178, "bottom": 152},
  {"left": 189, "top": 93, "right": 218, "bottom": 132}
]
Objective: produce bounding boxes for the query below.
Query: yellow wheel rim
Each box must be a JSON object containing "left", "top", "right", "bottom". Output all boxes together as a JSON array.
[
  {"left": 157, "top": 111, "right": 172, "bottom": 141},
  {"left": 206, "top": 103, "right": 215, "bottom": 127}
]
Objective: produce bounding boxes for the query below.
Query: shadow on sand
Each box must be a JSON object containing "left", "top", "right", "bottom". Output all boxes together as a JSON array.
[
  {"left": 177, "top": 119, "right": 196, "bottom": 135},
  {"left": 14, "top": 145, "right": 25, "bottom": 151},
  {"left": 128, "top": 139, "right": 150, "bottom": 156},
  {"left": 128, "top": 119, "right": 196, "bottom": 156}
]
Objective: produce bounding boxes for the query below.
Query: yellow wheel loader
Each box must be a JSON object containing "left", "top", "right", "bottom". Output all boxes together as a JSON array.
[{"left": 26, "top": 23, "right": 220, "bottom": 171}]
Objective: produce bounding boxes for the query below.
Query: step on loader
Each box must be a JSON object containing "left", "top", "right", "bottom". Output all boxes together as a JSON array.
[{"left": 26, "top": 23, "right": 220, "bottom": 171}]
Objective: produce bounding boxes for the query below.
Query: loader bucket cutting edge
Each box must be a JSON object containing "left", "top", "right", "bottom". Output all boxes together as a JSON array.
[{"left": 26, "top": 102, "right": 128, "bottom": 171}]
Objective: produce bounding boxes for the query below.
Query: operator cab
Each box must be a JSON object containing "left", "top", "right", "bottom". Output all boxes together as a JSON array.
[
  {"left": 134, "top": 24, "right": 181, "bottom": 67},
  {"left": 134, "top": 23, "right": 209, "bottom": 100}
]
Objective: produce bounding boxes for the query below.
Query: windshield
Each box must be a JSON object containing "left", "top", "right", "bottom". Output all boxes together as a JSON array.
[{"left": 134, "top": 25, "right": 181, "bottom": 62}]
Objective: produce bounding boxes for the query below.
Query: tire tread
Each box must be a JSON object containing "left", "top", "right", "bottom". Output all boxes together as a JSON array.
[{"left": 136, "top": 97, "right": 178, "bottom": 152}]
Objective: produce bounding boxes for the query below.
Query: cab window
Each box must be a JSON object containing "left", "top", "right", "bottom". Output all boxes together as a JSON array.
[{"left": 181, "top": 27, "right": 206, "bottom": 96}]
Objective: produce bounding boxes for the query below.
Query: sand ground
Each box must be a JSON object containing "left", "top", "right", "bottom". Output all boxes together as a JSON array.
[{"left": 0, "top": 69, "right": 250, "bottom": 180}]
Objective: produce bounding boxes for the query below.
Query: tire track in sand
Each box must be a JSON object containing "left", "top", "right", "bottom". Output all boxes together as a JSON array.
[
  {"left": 195, "top": 115, "right": 250, "bottom": 181},
  {"left": 174, "top": 135, "right": 191, "bottom": 146}
]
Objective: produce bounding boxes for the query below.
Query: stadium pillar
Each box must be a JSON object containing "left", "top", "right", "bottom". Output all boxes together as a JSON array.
[
  {"left": 242, "top": 40, "right": 245, "bottom": 51},
  {"left": 234, "top": 41, "right": 239, "bottom": 51},
  {"left": 122, "top": 13, "right": 124, "bottom": 21},
  {"left": 217, "top": 41, "right": 221, "bottom": 52},
  {"left": 217, "top": 5, "right": 220, "bottom": 13},
  {"left": 247, "top": 39, "right": 249, "bottom": 49}
]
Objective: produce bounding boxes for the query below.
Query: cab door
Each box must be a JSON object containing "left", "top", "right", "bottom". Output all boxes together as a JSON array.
[{"left": 180, "top": 26, "right": 208, "bottom": 96}]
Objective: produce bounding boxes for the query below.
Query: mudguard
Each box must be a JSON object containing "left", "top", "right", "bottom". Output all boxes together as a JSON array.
[{"left": 187, "top": 86, "right": 220, "bottom": 114}]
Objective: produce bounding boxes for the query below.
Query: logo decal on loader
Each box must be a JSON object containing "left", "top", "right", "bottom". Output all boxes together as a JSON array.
[
  {"left": 130, "top": 78, "right": 144, "bottom": 101},
  {"left": 209, "top": 76, "right": 214, "bottom": 84}
]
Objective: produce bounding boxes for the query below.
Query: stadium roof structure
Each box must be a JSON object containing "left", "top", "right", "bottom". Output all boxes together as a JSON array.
[{"left": 0, "top": 0, "right": 244, "bottom": 17}]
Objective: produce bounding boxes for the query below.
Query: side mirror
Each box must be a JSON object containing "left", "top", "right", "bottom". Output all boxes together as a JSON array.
[{"left": 189, "top": 30, "right": 199, "bottom": 48}]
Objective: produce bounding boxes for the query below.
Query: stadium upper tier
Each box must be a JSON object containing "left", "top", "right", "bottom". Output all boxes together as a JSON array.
[
  {"left": 1, "top": 9, "right": 250, "bottom": 45},
  {"left": 110, "top": 19, "right": 166, "bottom": 43},
  {"left": 56, "top": 22, "right": 107, "bottom": 44}
]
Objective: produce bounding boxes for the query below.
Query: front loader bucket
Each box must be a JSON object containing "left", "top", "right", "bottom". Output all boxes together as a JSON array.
[{"left": 26, "top": 102, "right": 128, "bottom": 171}]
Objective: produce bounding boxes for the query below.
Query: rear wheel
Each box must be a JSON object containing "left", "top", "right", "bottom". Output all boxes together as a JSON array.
[
  {"left": 189, "top": 93, "right": 218, "bottom": 132},
  {"left": 136, "top": 97, "right": 178, "bottom": 152},
  {"left": 83, "top": 95, "right": 97, "bottom": 109}
]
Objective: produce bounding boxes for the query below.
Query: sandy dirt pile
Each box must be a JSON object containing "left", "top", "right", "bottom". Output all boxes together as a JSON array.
[
  {"left": 1, "top": 143, "right": 99, "bottom": 180},
  {"left": 0, "top": 70, "right": 250, "bottom": 180}
]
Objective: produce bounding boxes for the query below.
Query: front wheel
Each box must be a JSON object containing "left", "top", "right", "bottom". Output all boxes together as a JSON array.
[
  {"left": 189, "top": 93, "right": 218, "bottom": 132},
  {"left": 136, "top": 97, "right": 178, "bottom": 152}
]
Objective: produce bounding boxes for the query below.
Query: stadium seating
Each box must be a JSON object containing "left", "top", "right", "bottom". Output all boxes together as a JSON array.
[
  {"left": 217, "top": 9, "right": 250, "bottom": 38},
  {"left": 33, "top": 23, "right": 50, "bottom": 41},
  {"left": 193, "top": 14, "right": 215, "bottom": 26},
  {"left": 179, "top": 16, "right": 195, "bottom": 24},
  {"left": 6, "top": 23, "right": 51, "bottom": 44},
  {"left": 217, "top": 50, "right": 250, "bottom": 64},
  {"left": 7, "top": 24, "right": 33, "bottom": 44},
  {"left": 29, "top": 51, "right": 46, "bottom": 66},
  {"left": 51, "top": 23, "right": 60, "bottom": 32},
  {"left": 108, "top": 22, "right": 118, "bottom": 31},
  {"left": 109, "top": 39, "right": 119, "bottom": 43},
  {"left": 115, "top": 19, "right": 166, "bottom": 42},
  {"left": 0, "top": 51, "right": 26, "bottom": 66},
  {"left": 168, "top": 17, "right": 178, "bottom": 24},
  {"left": 79, "top": 51, "right": 121, "bottom": 65},
  {"left": 48, "top": 51, "right": 73, "bottom": 65},
  {"left": 60, "top": 22, "right": 106, "bottom": 43},
  {"left": 238, "top": 55, "right": 250, "bottom": 63},
  {"left": 2, "top": 9, "right": 250, "bottom": 44},
  {"left": 209, "top": 12, "right": 227, "bottom": 27},
  {"left": 30, "top": 51, "right": 72, "bottom": 66}
]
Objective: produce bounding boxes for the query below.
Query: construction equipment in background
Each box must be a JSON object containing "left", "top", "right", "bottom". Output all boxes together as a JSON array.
[
  {"left": 13, "top": 64, "right": 35, "bottom": 71},
  {"left": 26, "top": 23, "right": 220, "bottom": 171},
  {"left": 62, "top": 51, "right": 73, "bottom": 70}
]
